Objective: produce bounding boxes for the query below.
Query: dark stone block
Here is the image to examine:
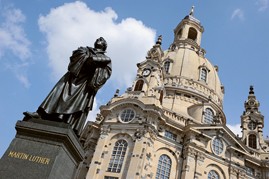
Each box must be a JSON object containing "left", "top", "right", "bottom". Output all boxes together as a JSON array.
[{"left": 0, "top": 119, "right": 84, "bottom": 179}]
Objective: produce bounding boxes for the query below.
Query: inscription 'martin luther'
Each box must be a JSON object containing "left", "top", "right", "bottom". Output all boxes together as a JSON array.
[{"left": 8, "top": 151, "right": 50, "bottom": 165}]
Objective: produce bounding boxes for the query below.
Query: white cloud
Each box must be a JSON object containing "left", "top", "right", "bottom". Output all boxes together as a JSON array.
[
  {"left": 231, "top": 9, "right": 245, "bottom": 21},
  {"left": 38, "top": 1, "right": 156, "bottom": 88},
  {"left": 257, "top": 0, "right": 268, "bottom": 11},
  {"left": 227, "top": 123, "right": 242, "bottom": 137},
  {"left": 0, "top": 6, "right": 31, "bottom": 88}
]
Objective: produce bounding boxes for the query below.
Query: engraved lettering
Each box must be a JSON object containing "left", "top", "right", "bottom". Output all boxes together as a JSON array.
[
  {"left": 44, "top": 158, "right": 50, "bottom": 165},
  {"left": 8, "top": 151, "right": 50, "bottom": 165},
  {"left": 39, "top": 158, "right": 45, "bottom": 164},
  {"left": 28, "top": 155, "right": 33, "bottom": 161},
  {"left": 8, "top": 151, "right": 15, "bottom": 157},
  {"left": 23, "top": 154, "right": 29, "bottom": 160}
]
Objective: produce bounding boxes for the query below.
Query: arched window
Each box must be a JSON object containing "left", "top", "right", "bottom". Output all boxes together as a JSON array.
[
  {"left": 201, "top": 69, "right": 207, "bottom": 82},
  {"left": 204, "top": 108, "right": 214, "bottom": 124},
  {"left": 107, "top": 140, "right": 128, "bottom": 173},
  {"left": 249, "top": 134, "right": 257, "bottom": 149},
  {"left": 134, "top": 80, "right": 144, "bottom": 91},
  {"left": 155, "top": 155, "right": 171, "bottom": 179},
  {"left": 208, "top": 170, "right": 219, "bottom": 179},
  {"left": 188, "top": 27, "right": 197, "bottom": 41},
  {"left": 164, "top": 62, "right": 170, "bottom": 74}
]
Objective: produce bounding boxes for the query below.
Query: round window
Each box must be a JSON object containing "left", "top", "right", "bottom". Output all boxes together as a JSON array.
[
  {"left": 212, "top": 137, "right": 224, "bottom": 155},
  {"left": 248, "top": 122, "right": 256, "bottom": 130},
  {"left": 120, "top": 109, "right": 135, "bottom": 123}
]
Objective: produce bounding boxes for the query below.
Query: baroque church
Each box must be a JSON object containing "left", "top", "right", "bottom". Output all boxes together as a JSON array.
[{"left": 74, "top": 10, "right": 269, "bottom": 179}]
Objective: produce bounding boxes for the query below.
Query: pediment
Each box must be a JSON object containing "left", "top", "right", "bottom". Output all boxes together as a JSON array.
[{"left": 189, "top": 125, "right": 250, "bottom": 155}]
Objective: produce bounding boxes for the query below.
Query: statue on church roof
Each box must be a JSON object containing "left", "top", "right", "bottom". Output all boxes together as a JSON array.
[
  {"left": 24, "top": 37, "right": 112, "bottom": 136},
  {"left": 190, "top": 6, "right": 194, "bottom": 16}
]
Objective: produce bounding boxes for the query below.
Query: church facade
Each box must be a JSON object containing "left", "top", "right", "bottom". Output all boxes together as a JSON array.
[{"left": 74, "top": 12, "right": 269, "bottom": 179}]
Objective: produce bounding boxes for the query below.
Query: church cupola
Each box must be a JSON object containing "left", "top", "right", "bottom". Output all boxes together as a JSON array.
[
  {"left": 173, "top": 6, "right": 204, "bottom": 46},
  {"left": 244, "top": 85, "right": 260, "bottom": 114}
]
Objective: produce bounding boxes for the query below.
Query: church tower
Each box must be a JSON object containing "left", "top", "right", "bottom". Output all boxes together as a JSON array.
[
  {"left": 241, "top": 86, "right": 267, "bottom": 153},
  {"left": 74, "top": 8, "right": 269, "bottom": 179}
]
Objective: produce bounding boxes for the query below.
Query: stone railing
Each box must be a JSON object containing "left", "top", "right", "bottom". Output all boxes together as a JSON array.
[{"left": 163, "top": 76, "right": 223, "bottom": 108}]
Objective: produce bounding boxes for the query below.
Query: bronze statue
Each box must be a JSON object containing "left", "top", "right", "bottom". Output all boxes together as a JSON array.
[{"left": 24, "top": 37, "right": 112, "bottom": 136}]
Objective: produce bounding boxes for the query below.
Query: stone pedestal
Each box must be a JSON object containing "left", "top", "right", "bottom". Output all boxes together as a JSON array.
[{"left": 0, "top": 118, "right": 85, "bottom": 179}]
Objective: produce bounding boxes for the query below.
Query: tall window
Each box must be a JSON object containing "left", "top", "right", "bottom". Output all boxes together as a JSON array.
[
  {"left": 134, "top": 80, "right": 144, "bottom": 91},
  {"left": 208, "top": 170, "right": 219, "bottom": 179},
  {"left": 107, "top": 140, "right": 128, "bottom": 173},
  {"left": 155, "top": 155, "right": 171, "bottom": 179},
  {"left": 204, "top": 108, "right": 214, "bottom": 124},
  {"left": 164, "top": 62, "right": 170, "bottom": 74},
  {"left": 201, "top": 69, "right": 207, "bottom": 82},
  {"left": 249, "top": 134, "right": 257, "bottom": 149}
]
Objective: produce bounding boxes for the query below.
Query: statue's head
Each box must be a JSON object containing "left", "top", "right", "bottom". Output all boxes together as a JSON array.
[{"left": 94, "top": 37, "right": 107, "bottom": 51}]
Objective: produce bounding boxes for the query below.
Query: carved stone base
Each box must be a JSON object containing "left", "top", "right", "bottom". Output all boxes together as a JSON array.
[{"left": 0, "top": 118, "right": 84, "bottom": 179}]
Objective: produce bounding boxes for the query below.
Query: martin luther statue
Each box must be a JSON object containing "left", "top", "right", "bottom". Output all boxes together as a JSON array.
[{"left": 24, "top": 37, "right": 112, "bottom": 136}]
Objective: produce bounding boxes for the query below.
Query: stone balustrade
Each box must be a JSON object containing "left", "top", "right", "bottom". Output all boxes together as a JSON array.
[{"left": 163, "top": 76, "right": 223, "bottom": 108}]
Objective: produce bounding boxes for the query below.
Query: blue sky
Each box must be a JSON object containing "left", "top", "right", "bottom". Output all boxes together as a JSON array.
[{"left": 0, "top": 0, "right": 268, "bottom": 157}]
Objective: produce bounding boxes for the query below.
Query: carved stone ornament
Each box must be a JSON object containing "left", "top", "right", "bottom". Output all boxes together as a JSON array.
[
  {"left": 96, "top": 113, "right": 104, "bottom": 121},
  {"left": 100, "top": 126, "right": 110, "bottom": 139},
  {"left": 134, "top": 128, "right": 147, "bottom": 141},
  {"left": 134, "top": 126, "right": 157, "bottom": 141},
  {"left": 197, "top": 161, "right": 203, "bottom": 166},
  {"left": 188, "top": 157, "right": 194, "bottom": 163},
  {"left": 196, "top": 152, "right": 205, "bottom": 162},
  {"left": 213, "top": 113, "right": 222, "bottom": 124},
  {"left": 147, "top": 48, "right": 160, "bottom": 60},
  {"left": 183, "top": 147, "right": 196, "bottom": 158}
]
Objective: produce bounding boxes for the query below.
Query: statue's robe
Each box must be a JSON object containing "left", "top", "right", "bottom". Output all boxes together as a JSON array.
[{"left": 37, "top": 47, "right": 112, "bottom": 135}]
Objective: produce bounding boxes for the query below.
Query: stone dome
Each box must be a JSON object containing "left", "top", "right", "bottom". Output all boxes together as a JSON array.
[{"left": 161, "top": 14, "right": 225, "bottom": 124}]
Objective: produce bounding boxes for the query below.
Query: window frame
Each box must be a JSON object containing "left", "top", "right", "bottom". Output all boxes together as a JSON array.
[
  {"left": 248, "top": 134, "right": 257, "bottom": 149},
  {"left": 163, "top": 58, "right": 174, "bottom": 75},
  {"left": 246, "top": 166, "right": 255, "bottom": 176},
  {"left": 107, "top": 140, "right": 128, "bottom": 173},
  {"left": 204, "top": 108, "right": 214, "bottom": 124},
  {"left": 119, "top": 108, "right": 136, "bottom": 123},
  {"left": 208, "top": 170, "right": 219, "bottom": 179},
  {"left": 155, "top": 154, "right": 171, "bottom": 179},
  {"left": 164, "top": 61, "right": 170, "bottom": 74},
  {"left": 200, "top": 69, "right": 207, "bottom": 82},
  {"left": 198, "top": 64, "right": 210, "bottom": 83},
  {"left": 211, "top": 137, "right": 225, "bottom": 156},
  {"left": 134, "top": 79, "right": 144, "bottom": 91},
  {"left": 164, "top": 130, "right": 177, "bottom": 141}
]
